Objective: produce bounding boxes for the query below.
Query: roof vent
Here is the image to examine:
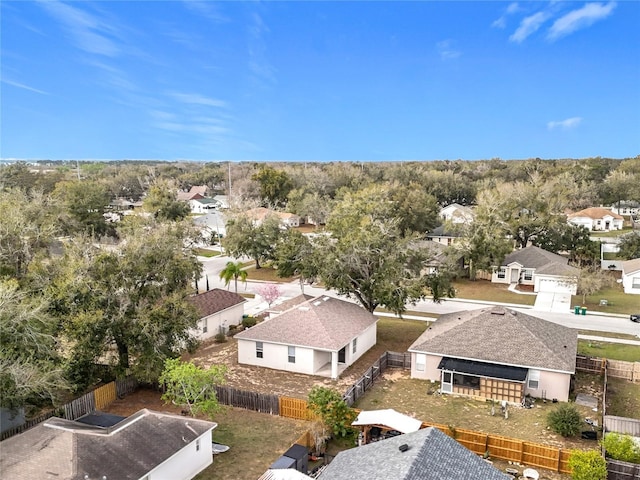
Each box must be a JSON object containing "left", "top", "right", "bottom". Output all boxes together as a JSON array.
[
  {"left": 298, "top": 307, "right": 310, "bottom": 311},
  {"left": 323, "top": 296, "right": 330, "bottom": 301},
  {"left": 399, "top": 444, "right": 409, "bottom": 452},
  {"left": 491, "top": 308, "right": 506, "bottom": 315},
  {"left": 313, "top": 301, "right": 322, "bottom": 306}
]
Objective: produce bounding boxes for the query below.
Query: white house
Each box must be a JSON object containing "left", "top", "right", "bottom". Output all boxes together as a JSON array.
[
  {"left": 189, "top": 197, "right": 220, "bottom": 214},
  {"left": 439, "top": 203, "right": 474, "bottom": 224},
  {"left": 408, "top": 307, "right": 577, "bottom": 403},
  {"left": 235, "top": 296, "right": 378, "bottom": 379},
  {"left": 611, "top": 201, "right": 640, "bottom": 217},
  {"left": 0, "top": 409, "right": 217, "bottom": 480},
  {"left": 189, "top": 288, "right": 246, "bottom": 339},
  {"left": 245, "top": 207, "right": 301, "bottom": 228},
  {"left": 568, "top": 207, "right": 624, "bottom": 231},
  {"left": 192, "top": 211, "right": 227, "bottom": 241},
  {"left": 492, "top": 245, "right": 579, "bottom": 294},
  {"left": 621, "top": 258, "right": 640, "bottom": 295},
  {"left": 426, "top": 225, "right": 463, "bottom": 246}
]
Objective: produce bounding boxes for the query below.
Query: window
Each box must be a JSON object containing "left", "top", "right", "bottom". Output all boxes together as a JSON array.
[
  {"left": 415, "top": 354, "right": 426, "bottom": 372},
  {"left": 497, "top": 267, "right": 506, "bottom": 279},
  {"left": 201, "top": 319, "right": 207, "bottom": 334},
  {"left": 352, "top": 338, "right": 357, "bottom": 354},
  {"left": 632, "top": 276, "right": 640, "bottom": 289},
  {"left": 528, "top": 369, "right": 540, "bottom": 390},
  {"left": 523, "top": 269, "right": 533, "bottom": 281},
  {"left": 453, "top": 373, "right": 480, "bottom": 389},
  {"left": 256, "top": 341, "right": 263, "bottom": 359},
  {"left": 196, "top": 438, "right": 201, "bottom": 451},
  {"left": 288, "top": 346, "right": 295, "bottom": 363}
]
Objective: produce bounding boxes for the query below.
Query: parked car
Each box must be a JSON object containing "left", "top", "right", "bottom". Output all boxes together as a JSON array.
[{"left": 631, "top": 313, "right": 640, "bottom": 323}]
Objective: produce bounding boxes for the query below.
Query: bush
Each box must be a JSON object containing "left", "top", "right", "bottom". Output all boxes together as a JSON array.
[
  {"left": 308, "top": 386, "right": 356, "bottom": 438},
  {"left": 547, "top": 403, "right": 582, "bottom": 437},
  {"left": 242, "top": 316, "right": 257, "bottom": 328},
  {"left": 602, "top": 432, "right": 640, "bottom": 463},
  {"left": 568, "top": 449, "right": 607, "bottom": 480},
  {"left": 214, "top": 332, "right": 227, "bottom": 343}
]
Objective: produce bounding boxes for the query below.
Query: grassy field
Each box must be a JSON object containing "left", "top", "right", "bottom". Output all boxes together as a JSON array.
[
  {"left": 194, "top": 248, "right": 221, "bottom": 257},
  {"left": 606, "top": 377, "right": 640, "bottom": 418},
  {"left": 245, "top": 266, "right": 296, "bottom": 283},
  {"left": 452, "top": 279, "right": 537, "bottom": 306},
  {"left": 571, "top": 284, "right": 638, "bottom": 315},
  {"left": 578, "top": 340, "right": 640, "bottom": 362}
]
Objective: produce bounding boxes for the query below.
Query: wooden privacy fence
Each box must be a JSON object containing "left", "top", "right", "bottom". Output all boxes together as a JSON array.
[
  {"left": 576, "top": 355, "right": 607, "bottom": 374},
  {"left": 576, "top": 355, "right": 640, "bottom": 382},
  {"left": 607, "top": 459, "right": 640, "bottom": 480},
  {"left": 279, "top": 396, "right": 317, "bottom": 421},
  {"left": 214, "top": 385, "right": 279, "bottom": 415},
  {"left": 1, "top": 377, "right": 138, "bottom": 441},
  {"left": 604, "top": 416, "right": 640, "bottom": 437}
]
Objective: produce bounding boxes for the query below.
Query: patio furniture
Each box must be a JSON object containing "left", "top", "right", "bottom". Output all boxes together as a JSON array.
[{"left": 522, "top": 468, "right": 539, "bottom": 480}]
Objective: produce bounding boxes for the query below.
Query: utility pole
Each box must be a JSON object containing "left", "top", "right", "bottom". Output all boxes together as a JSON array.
[{"left": 228, "top": 161, "right": 232, "bottom": 206}]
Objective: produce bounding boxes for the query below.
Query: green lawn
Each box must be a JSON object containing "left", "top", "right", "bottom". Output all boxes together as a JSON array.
[
  {"left": 245, "top": 266, "right": 297, "bottom": 283},
  {"left": 577, "top": 340, "right": 640, "bottom": 362},
  {"left": 571, "top": 284, "right": 638, "bottom": 315},
  {"left": 194, "top": 248, "right": 221, "bottom": 257},
  {"left": 606, "top": 377, "right": 640, "bottom": 419},
  {"left": 590, "top": 228, "right": 634, "bottom": 238},
  {"left": 452, "top": 279, "right": 536, "bottom": 306}
]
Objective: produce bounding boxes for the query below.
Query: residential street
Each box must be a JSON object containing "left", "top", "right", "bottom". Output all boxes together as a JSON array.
[{"left": 197, "top": 254, "right": 640, "bottom": 340}]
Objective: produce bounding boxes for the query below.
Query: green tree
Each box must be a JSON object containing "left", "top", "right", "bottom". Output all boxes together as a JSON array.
[
  {"left": 0, "top": 162, "right": 38, "bottom": 192},
  {"left": 222, "top": 214, "right": 282, "bottom": 269},
  {"left": 219, "top": 261, "right": 248, "bottom": 292},
  {"left": 43, "top": 221, "right": 202, "bottom": 388},
  {"left": 319, "top": 187, "right": 453, "bottom": 314},
  {"left": 52, "top": 180, "right": 113, "bottom": 237},
  {"left": 618, "top": 233, "right": 640, "bottom": 260},
  {"left": 252, "top": 166, "right": 294, "bottom": 207},
  {"left": 601, "top": 433, "right": 640, "bottom": 463},
  {"left": 389, "top": 183, "right": 440, "bottom": 237},
  {"left": 143, "top": 182, "right": 191, "bottom": 221},
  {"left": 273, "top": 229, "right": 318, "bottom": 292},
  {"left": 159, "top": 358, "right": 227, "bottom": 419},
  {"left": 568, "top": 450, "right": 607, "bottom": 480},
  {"left": 307, "top": 386, "right": 356, "bottom": 438},
  {"left": 576, "top": 267, "right": 615, "bottom": 304},
  {"left": 533, "top": 224, "right": 600, "bottom": 267},
  {"left": 0, "top": 190, "right": 58, "bottom": 279},
  {"left": 547, "top": 403, "right": 582, "bottom": 437},
  {"left": 0, "top": 281, "right": 69, "bottom": 409}
]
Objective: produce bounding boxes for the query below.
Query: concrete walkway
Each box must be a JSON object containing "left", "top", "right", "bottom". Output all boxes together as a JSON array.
[{"left": 577, "top": 335, "right": 640, "bottom": 346}]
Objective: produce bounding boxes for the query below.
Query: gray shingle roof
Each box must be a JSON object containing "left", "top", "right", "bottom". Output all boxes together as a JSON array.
[
  {"left": 318, "top": 427, "right": 510, "bottom": 480},
  {"left": 502, "top": 246, "right": 579, "bottom": 276},
  {"left": 234, "top": 296, "right": 377, "bottom": 351},
  {"left": 0, "top": 409, "right": 216, "bottom": 480},
  {"left": 409, "top": 306, "right": 577, "bottom": 373},
  {"left": 622, "top": 257, "right": 640, "bottom": 275},
  {"left": 189, "top": 288, "right": 246, "bottom": 317}
]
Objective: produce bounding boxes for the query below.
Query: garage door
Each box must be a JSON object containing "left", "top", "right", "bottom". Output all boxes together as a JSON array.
[{"left": 538, "top": 278, "right": 574, "bottom": 294}]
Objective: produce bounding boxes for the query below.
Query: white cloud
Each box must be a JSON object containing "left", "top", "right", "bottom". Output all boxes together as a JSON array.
[
  {"left": 38, "top": 0, "right": 120, "bottom": 57},
  {"left": 510, "top": 11, "right": 551, "bottom": 43},
  {"left": 492, "top": 2, "right": 520, "bottom": 29},
  {"left": 170, "top": 93, "right": 227, "bottom": 108},
  {"left": 182, "top": 0, "right": 228, "bottom": 23},
  {"left": 1, "top": 79, "right": 49, "bottom": 95},
  {"left": 547, "top": 2, "right": 616, "bottom": 41},
  {"left": 547, "top": 117, "right": 582, "bottom": 130},
  {"left": 436, "top": 40, "right": 461, "bottom": 60}
]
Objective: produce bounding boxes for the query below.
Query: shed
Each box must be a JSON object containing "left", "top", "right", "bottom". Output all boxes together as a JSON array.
[
  {"left": 270, "top": 444, "right": 308, "bottom": 473},
  {"left": 352, "top": 409, "right": 422, "bottom": 444}
]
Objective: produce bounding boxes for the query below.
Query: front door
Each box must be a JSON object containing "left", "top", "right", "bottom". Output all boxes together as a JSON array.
[
  {"left": 441, "top": 371, "right": 453, "bottom": 393},
  {"left": 338, "top": 346, "right": 346, "bottom": 363},
  {"left": 510, "top": 268, "right": 519, "bottom": 283}
]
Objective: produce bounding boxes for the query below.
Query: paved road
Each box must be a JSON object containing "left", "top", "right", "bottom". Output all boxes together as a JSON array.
[{"left": 197, "top": 254, "right": 640, "bottom": 340}]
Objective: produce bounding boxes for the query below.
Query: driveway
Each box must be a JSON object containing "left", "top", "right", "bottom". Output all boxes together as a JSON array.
[{"left": 533, "top": 291, "right": 572, "bottom": 313}]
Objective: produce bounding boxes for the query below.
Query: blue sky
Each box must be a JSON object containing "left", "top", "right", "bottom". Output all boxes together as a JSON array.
[{"left": 1, "top": 1, "right": 639, "bottom": 162}]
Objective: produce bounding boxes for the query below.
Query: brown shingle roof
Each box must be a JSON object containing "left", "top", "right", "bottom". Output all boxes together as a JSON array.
[
  {"left": 408, "top": 306, "right": 577, "bottom": 373},
  {"left": 568, "top": 207, "right": 624, "bottom": 220},
  {"left": 235, "top": 296, "right": 377, "bottom": 351},
  {"left": 502, "top": 246, "right": 580, "bottom": 276},
  {"left": 189, "top": 288, "right": 246, "bottom": 317},
  {"left": 622, "top": 257, "right": 640, "bottom": 275},
  {"left": 0, "top": 409, "right": 216, "bottom": 480}
]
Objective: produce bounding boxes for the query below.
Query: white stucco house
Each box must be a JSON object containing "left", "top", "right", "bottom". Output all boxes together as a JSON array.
[
  {"left": 409, "top": 306, "right": 577, "bottom": 403},
  {"left": 189, "top": 197, "right": 220, "bottom": 214},
  {"left": 235, "top": 296, "right": 378, "bottom": 379},
  {"left": 192, "top": 211, "right": 227, "bottom": 241},
  {"left": 492, "top": 245, "right": 579, "bottom": 294},
  {"left": 189, "top": 288, "right": 246, "bottom": 340},
  {"left": 439, "top": 203, "right": 474, "bottom": 224},
  {"left": 245, "top": 207, "right": 301, "bottom": 228},
  {"left": 568, "top": 207, "right": 624, "bottom": 231},
  {"left": 611, "top": 201, "right": 640, "bottom": 217},
  {"left": 0, "top": 409, "right": 217, "bottom": 480},
  {"left": 621, "top": 258, "right": 640, "bottom": 295}
]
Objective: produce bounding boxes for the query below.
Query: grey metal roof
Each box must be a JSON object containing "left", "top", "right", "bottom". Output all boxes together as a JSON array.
[
  {"left": 318, "top": 427, "right": 510, "bottom": 480},
  {"left": 409, "top": 306, "right": 577, "bottom": 373},
  {"left": 0, "top": 409, "right": 216, "bottom": 480},
  {"left": 234, "top": 296, "right": 377, "bottom": 351}
]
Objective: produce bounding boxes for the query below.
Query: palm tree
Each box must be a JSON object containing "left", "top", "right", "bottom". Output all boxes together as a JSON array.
[{"left": 219, "top": 261, "right": 248, "bottom": 292}]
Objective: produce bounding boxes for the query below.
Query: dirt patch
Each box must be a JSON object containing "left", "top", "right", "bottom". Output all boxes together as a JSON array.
[{"left": 355, "top": 370, "right": 602, "bottom": 451}]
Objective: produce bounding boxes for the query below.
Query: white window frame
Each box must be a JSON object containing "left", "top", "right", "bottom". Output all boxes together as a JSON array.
[
  {"left": 201, "top": 319, "right": 208, "bottom": 334},
  {"left": 352, "top": 338, "right": 357, "bottom": 354},
  {"left": 497, "top": 267, "right": 506, "bottom": 279},
  {"left": 196, "top": 438, "right": 201, "bottom": 451},
  {"left": 256, "top": 341, "right": 263, "bottom": 359},
  {"left": 288, "top": 346, "right": 295, "bottom": 363},
  {"left": 632, "top": 276, "right": 640, "bottom": 289},
  {"left": 523, "top": 269, "right": 533, "bottom": 281},
  {"left": 528, "top": 369, "right": 540, "bottom": 390},
  {"left": 415, "top": 353, "right": 426, "bottom": 372}
]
